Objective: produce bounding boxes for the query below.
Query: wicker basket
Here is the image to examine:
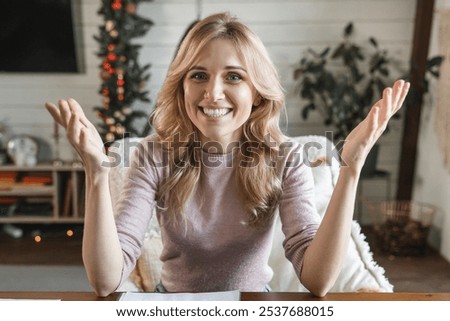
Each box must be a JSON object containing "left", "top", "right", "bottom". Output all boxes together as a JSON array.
[{"left": 366, "top": 200, "right": 436, "bottom": 256}]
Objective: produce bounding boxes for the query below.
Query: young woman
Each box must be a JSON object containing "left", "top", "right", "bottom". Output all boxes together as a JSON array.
[{"left": 45, "top": 12, "right": 410, "bottom": 297}]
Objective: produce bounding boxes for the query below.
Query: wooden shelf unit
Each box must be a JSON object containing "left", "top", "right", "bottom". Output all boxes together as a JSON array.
[{"left": 0, "top": 164, "right": 85, "bottom": 224}]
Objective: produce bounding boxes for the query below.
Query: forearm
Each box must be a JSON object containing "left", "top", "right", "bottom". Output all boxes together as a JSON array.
[
  {"left": 300, "top": 167, "right": 359, "bottom": 296},
  {"left": 82, "top": 170, "right": 123, "bottom": 297}
]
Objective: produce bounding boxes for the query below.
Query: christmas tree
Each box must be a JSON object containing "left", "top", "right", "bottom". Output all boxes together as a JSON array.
[{"left": 94, "top": 0, "right": 153, "bottom": 144}]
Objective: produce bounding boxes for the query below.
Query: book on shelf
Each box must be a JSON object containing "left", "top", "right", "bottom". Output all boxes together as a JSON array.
[
  {"left": 21, "top": 173, "right": 53, "bottom": 185},
  {"left": 62, "top": 178, "right": 73, "bottom": 217},
  {"left": 0, "top": 197, "right": 17, "bottom": 217},
  {"left": 0, "top": 172, "right": 17, "bottom": 190},
  {"left": 0, "top": 172, "right": 17, "bottom": 180},
  {"left": 13, "top": 198, "right": 53, "bottom": 216}
]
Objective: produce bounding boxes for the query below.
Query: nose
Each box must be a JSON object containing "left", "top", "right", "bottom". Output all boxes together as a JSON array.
[{"left": 204, "top": 77, "right": 225, "bottom": 102}]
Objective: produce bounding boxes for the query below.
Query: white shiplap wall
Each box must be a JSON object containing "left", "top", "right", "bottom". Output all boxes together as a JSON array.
[{"left": 0, "top": 0, "right": 415, "bottom": 222}]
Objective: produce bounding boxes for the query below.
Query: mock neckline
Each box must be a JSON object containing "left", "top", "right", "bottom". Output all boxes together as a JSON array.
[{"left": 201, "top": 148, "right": 236, "bottom": 168}]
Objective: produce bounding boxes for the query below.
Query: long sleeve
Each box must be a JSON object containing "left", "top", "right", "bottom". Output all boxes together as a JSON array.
[
  {"left": 277, "top": 142, "right": 321, "bottom": 278},
  {"left": 113, "top": 137, "right": 164, "bottom": 285}
]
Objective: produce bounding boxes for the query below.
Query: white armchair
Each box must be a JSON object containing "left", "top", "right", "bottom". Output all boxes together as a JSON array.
[{"left": 109, "top": 135, "right": 393, "bottom": 293}]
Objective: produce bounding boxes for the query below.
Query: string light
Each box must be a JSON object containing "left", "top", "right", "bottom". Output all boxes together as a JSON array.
[{"left": 29, "top": 226, "right": 81, "bottom": 244}]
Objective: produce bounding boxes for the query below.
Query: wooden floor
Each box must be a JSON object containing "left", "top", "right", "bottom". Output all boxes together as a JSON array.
[
  {"left": 0, "top": 224, "right": 84, "bottom": 266},
  {"left": 362, "top": 226, "right": 450, "bottom": 292},
  {"left": 1, "top": 224, "right": 450, "bottom": 292}
]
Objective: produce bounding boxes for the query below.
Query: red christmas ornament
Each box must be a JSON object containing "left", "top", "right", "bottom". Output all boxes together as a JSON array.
[
  {"left": 118, "top": 94, "right": 124, "bottom": 101},
  {"left": 112, "top": 0, "right": 122, "bottom": 11},
  {"left": 117, "top": 79, "right": 125, "bottom": 86},
  {"left": 102, "top": 88, "right": 110, "bottom": 96},
  {"left": 107, "top": 53, "right": 118, "bottom": 62},
  {"left": 102, "top": 62, "right": 111, "bottom": 70},
  {"left": 107, "top": 44, "right": 115, "bottom": 51}
]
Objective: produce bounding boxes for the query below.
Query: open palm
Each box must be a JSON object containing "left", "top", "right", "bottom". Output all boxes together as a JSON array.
[
  {"left": 340, "top": 79, "right": 410, "bottom": 173},
  {"left": 45, "top": 99, "right": 109, "bottom": 172}
]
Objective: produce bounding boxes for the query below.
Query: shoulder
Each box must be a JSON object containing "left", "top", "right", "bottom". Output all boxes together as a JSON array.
[
  {"left": 277, "top": 138, "right": 304, "bottom": 167},
  {"left": 134, "top": 134, "right": 168, "bottom": 168},
  {"left": 274, "top": 138, "right": 315, "bottom": 185}
]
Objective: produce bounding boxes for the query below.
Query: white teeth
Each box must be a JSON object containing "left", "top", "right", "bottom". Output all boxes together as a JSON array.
[{"left": 202, "top": 108, "right": 231, "bottom": 117}]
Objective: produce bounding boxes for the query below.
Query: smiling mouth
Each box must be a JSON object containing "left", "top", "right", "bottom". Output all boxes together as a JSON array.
[{"left": 200, "top": 107, "right": 232, "bottom": 118}]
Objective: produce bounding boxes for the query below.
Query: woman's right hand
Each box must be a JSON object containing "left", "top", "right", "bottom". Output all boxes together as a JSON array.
[{"left": 45, "top": 98, "right": 109, "bottom": 173}]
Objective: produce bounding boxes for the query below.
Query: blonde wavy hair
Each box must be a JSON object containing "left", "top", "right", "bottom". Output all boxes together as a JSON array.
[{"left": 151, "top": 12, "right": 287, "bottom": 227}]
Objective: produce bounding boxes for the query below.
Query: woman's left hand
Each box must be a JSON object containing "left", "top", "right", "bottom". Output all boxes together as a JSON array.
[{"left": 340, "top": 79, "right": 410, "bottom": 174}]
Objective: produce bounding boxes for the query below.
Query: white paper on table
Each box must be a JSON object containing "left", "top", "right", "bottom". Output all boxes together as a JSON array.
[{"left": 119, "top": 290, "right": 240, "bottom": 301}]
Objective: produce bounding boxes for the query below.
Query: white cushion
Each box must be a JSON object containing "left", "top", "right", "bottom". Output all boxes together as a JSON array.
[
  {"left": 110, "top": 136, "right": 393, "bottom": 293},
  {"left": 268, "top": 135, "right": 392, "bottom": 292}
]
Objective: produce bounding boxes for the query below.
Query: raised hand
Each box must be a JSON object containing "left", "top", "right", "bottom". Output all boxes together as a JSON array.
[
  {"left": 340, "top": 79, "right": 410, "bottom": 174},
  {"left": 45, "top": 99, "right": 109, "bottom": 173}
]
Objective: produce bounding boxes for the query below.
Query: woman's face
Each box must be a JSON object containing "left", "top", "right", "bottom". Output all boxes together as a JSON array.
[{"left": 183, "top": 38, "right": 258, "bottom": 151}]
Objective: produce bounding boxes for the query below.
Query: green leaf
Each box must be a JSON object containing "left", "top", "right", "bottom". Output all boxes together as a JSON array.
[
  {"left": 301, "top": 103, "right": 315, "bottom": 120},
  {"left": 301, "top": 86, "right": 314, "bottom": 100},
  {"left": 320, "top": 47, "right": 330, "bottom": 58},
  {"left": 376, "top": 78, "right": 386, "bottom": 93},
  {"left": 331, "top": 44, "right": 345, "bottom": 59},
  {"left": 293, "top": 68, "right": 303, "bottom": 80},
  {"left": 353, "top": 46, "right": 364, "bottom": 60},
  {"left": 379, "top": 68, "right": 389, "bottom": 76},
  {"left": 427, "top": 56, "right": 443, "bottom": 68},
  {"left": 429, "top": 70, "right": 440, "bottom": 78},
  {"left": 132, "top": 110, "right": 149, "bottom": 118},
  {"left": 344, "top": 22, "right": 354, "bottom": 37}
]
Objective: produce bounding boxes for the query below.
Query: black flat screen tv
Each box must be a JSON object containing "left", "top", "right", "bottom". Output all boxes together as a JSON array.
[{"left": 0, "top": 0, "right": 79, "bottom": 73}]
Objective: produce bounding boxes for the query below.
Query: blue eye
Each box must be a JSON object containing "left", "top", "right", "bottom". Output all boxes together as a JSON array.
[
  {"left": 227, "top": 73, "right": 242, "bottom": 81},
  {"left": 190, "top": 72, "right": 207, "bottom": 80}
]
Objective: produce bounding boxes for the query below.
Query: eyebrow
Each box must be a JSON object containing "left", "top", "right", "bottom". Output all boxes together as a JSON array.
[{"left": 188, "top": 65, "right": 248, "bottom": 72}]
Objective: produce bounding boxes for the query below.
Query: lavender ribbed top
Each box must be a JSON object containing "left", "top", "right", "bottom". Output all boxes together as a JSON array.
[{"left": 114, "top": 135, "right": 320, "bottom": 292}]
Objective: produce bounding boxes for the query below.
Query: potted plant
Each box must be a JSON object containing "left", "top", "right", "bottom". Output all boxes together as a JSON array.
[{"left": 293, "top": 22, "right": 442, "bottom": 176}]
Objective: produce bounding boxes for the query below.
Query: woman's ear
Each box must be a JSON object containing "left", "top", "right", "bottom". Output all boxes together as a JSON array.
[{"left": 253, "top": 95, "right": 263, "bottom": 107}]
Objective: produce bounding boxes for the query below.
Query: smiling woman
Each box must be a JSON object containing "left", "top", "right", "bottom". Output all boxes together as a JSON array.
[
  {"left": 183, "top": 39, "right": 257, "bottom": 150},
  {"left": 44, "top": 12, "right": 409, "bottom": 297}
]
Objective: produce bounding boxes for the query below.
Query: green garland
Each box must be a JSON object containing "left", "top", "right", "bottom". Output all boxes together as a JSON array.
[{"left": 94, "top": 0, "right": 153, "bottom": 144}]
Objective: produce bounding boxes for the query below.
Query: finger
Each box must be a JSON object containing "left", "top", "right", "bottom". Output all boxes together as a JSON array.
[
  {"left": 67, "top": 110, "right": 83, "bottom": 146},
  {"left": 45, "top": 102, "right": 64, "bottom": 126},
  {"left": 67, "top": 98, "right": 90, "bottom": 128},
  {"left": 392, "top": 79, "right": 405, "bottom": 109},
  {"left": 394, "top": 81, "right": 410, "bottom": 113},
  {"left": 58, "top": 99, "right": 72, "bottom": 127},
  {"left": 67, "top": 99, "right": 104, "bottom": 145},
  {"left": 380, "top": 87, "right": 392, "bottom": 121}
]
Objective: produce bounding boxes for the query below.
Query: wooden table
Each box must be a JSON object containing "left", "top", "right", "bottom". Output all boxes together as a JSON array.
[{"left": 0, "top": 292, "right": 449, "bottom": 301}]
